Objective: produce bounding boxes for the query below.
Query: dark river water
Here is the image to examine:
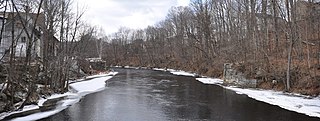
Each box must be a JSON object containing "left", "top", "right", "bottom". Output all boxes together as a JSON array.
[{"left": 41, "top": 68, "right": 320, "bottom": 121}]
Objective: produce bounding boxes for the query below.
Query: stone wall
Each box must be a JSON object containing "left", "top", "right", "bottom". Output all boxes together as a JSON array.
[{"left": 223, "top": 63, "right": 257, "bottom": 88}]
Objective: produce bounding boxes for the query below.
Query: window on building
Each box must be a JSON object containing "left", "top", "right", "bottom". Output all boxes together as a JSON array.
[{"left": 21, "top": 37, "right": 26, "bottom": 43}]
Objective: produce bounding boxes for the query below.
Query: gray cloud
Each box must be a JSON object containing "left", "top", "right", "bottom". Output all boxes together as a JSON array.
[{"left": 76, "top": 0, "right": 189, "bottom": 34}]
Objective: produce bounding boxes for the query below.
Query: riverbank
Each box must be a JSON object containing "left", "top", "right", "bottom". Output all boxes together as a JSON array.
[
  {"left": 0, "top": 71, "right": 118, "bottom": 121},
  {"left": 150, "top": 67, "right": 320, "bottom": 119}
]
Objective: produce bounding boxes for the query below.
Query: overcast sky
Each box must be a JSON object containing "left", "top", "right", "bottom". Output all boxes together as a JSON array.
[{"left": 75, "top": 0, "right": 190, "bottom": 35}]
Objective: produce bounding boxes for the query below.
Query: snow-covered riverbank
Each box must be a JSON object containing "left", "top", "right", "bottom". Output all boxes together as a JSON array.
[
  {"left": 0, "top": 71, "right": 118, "bottom": 121},
  {"left": 153, "top": 68, "right": 320, "bottom": 119}
]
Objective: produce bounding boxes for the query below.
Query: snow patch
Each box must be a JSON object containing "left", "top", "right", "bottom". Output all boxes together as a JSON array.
[
  {"left": 4, "top": 71, "right": 118, "bottom": 121},
  {"left": 124, "top": 66, "right": 137, "bottom": 69},
  {"left": 196, "top": 78, "right": 223, "bottom": 85},
  {"left": 22, "top": 105, "right": 39, "bottom": 112},
  {"left": 165, "top": 69, "right": 196, "bottom": 77},
  {"left": 38, "top": 92, "right": 77, "bottom": 106},
  {"left": 11, "top": 96, "right": 81, "bottom": 121},
  {"left": 153, "top": 68, "right": 166, "bottom": 71},
  {"left": 225, "top": 87, "right": 320, "bottom": 118},
  {"left": 37, "top": 98, "right": 46, "bottom": 107},
  {"left": 152, "top": 68, "right": 197, "bottom": 77},
  {"left": 85, "top": 71, "right": 118, "bottom": 79},
  {"left": 70, "top": 76, "right": 113, "bottom": 93},
  {"left": 170, "top": 71, "right": 196, "bottom": 77}
]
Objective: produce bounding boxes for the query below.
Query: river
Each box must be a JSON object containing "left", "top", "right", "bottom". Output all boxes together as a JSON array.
[{"left": 41, "top": 68, "right": 320, "bottom": 121}]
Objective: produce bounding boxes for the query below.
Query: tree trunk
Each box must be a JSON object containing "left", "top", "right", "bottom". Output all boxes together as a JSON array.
[{"left": 286, "top": 38, "right": 293, "bottom": 91}]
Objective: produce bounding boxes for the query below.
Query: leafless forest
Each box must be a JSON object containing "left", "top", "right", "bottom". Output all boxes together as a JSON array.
[{"left": 103, "top": 0, "right": 320, "bottom": 95}]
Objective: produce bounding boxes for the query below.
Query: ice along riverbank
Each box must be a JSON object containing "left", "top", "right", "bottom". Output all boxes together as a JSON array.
[
  {"left": 152, "top": 67, "right": 320, "bottom": 119},
  {"left": 0, "top": 71, "right": 118, "bottom": 121}
]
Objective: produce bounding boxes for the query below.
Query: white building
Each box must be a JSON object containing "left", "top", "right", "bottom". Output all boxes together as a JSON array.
[{"left": 0, "top": 12, "right": 56, "bottom": 62}]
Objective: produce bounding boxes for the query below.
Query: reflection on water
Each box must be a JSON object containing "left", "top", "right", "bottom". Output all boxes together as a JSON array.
[{"left": 42, "top": 68, "right": 320, "bottom": 121}]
